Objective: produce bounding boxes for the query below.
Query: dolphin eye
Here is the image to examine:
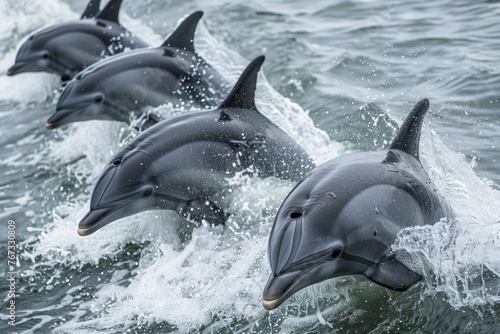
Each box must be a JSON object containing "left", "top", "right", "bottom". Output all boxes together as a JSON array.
[
  {"left": 112, "top": 159, "right": 121, "bottom": 166},
  {"left": 143, "top": 189, "right": 152, "bottom": 197},
  {"left": 95, "top": 95, "right": 103, "bottom": 103},
  {"left": 331, "top": 247, "right": 342, "bottom": 259},
  {"left": 42, "top": 53, "right": 49, "bottom": 59},
  {"left": 290, "top": 212, "right": 302, "bottom": 219}
]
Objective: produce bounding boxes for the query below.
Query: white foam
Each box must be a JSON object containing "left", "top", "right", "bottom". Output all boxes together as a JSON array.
[
  {"left": 120, "top": 12, "right": 163, "bottom": 46},
  {"left": 47, "top": 177, "right": 289, "bottom": 333}
]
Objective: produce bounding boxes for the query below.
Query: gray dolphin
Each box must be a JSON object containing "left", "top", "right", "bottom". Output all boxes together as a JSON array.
[
  {"left": 46, "top": 11, "right": 229, "bottom": 131},
  {"left": 7, "top": 0, "right": 147, "bottom": 80},
  {"left": 262, "top": 99, "right": 455, "bottom": 310},
  {"left": 77, "top": 55, "right": 315, "bottom": 236}
]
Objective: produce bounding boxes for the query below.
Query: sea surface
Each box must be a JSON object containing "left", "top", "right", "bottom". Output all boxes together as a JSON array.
[{"left": 1, "top": 0, "right": 500, "bottom": 333}]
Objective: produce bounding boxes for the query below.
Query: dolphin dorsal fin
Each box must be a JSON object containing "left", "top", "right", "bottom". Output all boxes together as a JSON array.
[
  {"left": 81, "top": 0, "right": 101, "bottom": 19},
  {"left": 388, "top": 98, "right": 430, "bottom": 160},
  {"left": 95, "top": 0, "right": 122, "bottom": 23},
  {"left": 219, "top": 55, "right": 265, "bottom": 112},
  {"left": 161, "top": 11, "right": 203, "bottom": 52}
]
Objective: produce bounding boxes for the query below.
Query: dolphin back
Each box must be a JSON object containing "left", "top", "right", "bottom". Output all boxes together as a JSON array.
[{"left": 217, "top": 55, "right": 315, "bottom": 181}]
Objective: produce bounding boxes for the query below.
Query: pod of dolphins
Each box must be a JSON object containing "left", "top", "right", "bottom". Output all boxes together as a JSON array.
[{"left": 9, "top": 0, "right": 455, "bottom": 311}]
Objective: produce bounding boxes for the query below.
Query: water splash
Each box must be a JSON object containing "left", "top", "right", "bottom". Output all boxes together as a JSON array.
[{"left": 393, "top": 128, "right": 500, "bottom": 310}]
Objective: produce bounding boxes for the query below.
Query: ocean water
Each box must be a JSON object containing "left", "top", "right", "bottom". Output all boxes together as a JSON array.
[{"left": 1, "top": 0, "right": 500, "bottom": 333}]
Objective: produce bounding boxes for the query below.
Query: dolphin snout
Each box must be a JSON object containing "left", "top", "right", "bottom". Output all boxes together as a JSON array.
[
  {"left": 7, "top": 62, "right": 28, "bottom": 76},
  {"left": 263, "top": 271, "right": 301, "bottom": 310},
  {"left": 78, "top": 207, "right": 115, "bottom": 236},
  {"left": 46, "top": 104, "right": 90, "bottom": 129},
  {"left": 263, "top": 262, "right": 333, "bottom": 310},
  {"left": 45, "top": 121, "right": 58, "bottom": 129},
  {"left": 78, "top": 179, "right": 135, "bottom": 237},
  {"left": 46, "top": 111, "right": 68, "bottom": 129},
  {"left": 46, "top": 113, "right": 65, "bottom": 129},
  {"left": 78, "top": 169, "right": 128, "bottom": 236}
]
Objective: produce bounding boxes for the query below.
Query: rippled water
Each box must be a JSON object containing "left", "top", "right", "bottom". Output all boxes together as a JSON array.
[{"left": 1, "top": 0, "right": 500, "bottom": 333}]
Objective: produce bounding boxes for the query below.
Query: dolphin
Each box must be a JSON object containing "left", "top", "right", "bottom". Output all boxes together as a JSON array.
[
  {"left": 6, "top": 0, "right": 148, "bottom": 80},
  {"left": 262, "top": 99, "right": 455, "bottom": 310},
  {"left": 46, "top": 11, "right": 229, "bottom": 131},
  {"left": 77, "top": 56, "right": 315, "bottom": 236}
]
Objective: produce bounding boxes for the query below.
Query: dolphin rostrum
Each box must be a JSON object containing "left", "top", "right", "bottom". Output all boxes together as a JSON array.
[
  {"left": 46, "top": 11, "right": 229, "bottom": 130},
  {"left": 77, "top": 55, "right": 315, "bottom": 236},
  {"left": 262, "top": 99, "right": 455, "bottom": 310},
  {"left": 7, "top": 0, "right": 147, "bottom": 80}
]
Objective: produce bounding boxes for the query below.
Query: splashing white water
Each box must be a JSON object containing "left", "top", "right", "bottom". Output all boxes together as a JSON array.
[{"left": 393, "top": 126, "right": 500, "bottom": 309}]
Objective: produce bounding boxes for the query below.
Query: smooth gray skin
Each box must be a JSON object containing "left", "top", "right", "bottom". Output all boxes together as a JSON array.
[
  {"left": 47, "top": 11, "right": 229, "bottom": 131},
  {"left": 78, "top": 56, "right": 315, "bottom": 236},
  {"left": 6, "top": 0, "right": 147, "bottom": 80},
  {"left": 263, "top": 99, "right": 455, "bottom": 310}
]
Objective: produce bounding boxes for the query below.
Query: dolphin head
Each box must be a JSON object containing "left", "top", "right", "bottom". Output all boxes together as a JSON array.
[
  {"left": 263, "top": 156, "right": 423, "bottom": 310},
  {"left": 263, "top": 99, "right": 445, "bottom": 310},
  {"left": 78, "top": 150, "right": 161, "bottom": 236},
  {"left": 7, "top": 15, "right": 123, "bottom": 80},
  {"left": 47, "top": 69, "right": 129, "bottom": 129},
  {"left": 263, "top": 175, "right": 352, "bottom": 310},
  {"left": 7, "top": 32, "right": 57, "bottom": 76},
  {"left": 8, "top": 23, "right": 107, "bottom": 79}
]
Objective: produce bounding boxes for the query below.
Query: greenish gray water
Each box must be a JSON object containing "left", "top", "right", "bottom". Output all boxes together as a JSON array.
[{"left": 1, "top": 0, "right": 500, "bottom": 333}]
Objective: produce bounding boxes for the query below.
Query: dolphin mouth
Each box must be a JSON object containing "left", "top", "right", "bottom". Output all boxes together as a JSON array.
[
  {"left": 45, "top": 122, "right": 58, "bottom": 129},
  {"left": 78, "top": 206, "right": 120, "bottom": 236},
  {"left": 7, "top": 62, "right": 30, "bottom": 76},
  {"left": 263, "top": 264, "right": 322, "bottom": 310},
  {"left": 46, "top": 106, "right": 88, "bottom": 129}
]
